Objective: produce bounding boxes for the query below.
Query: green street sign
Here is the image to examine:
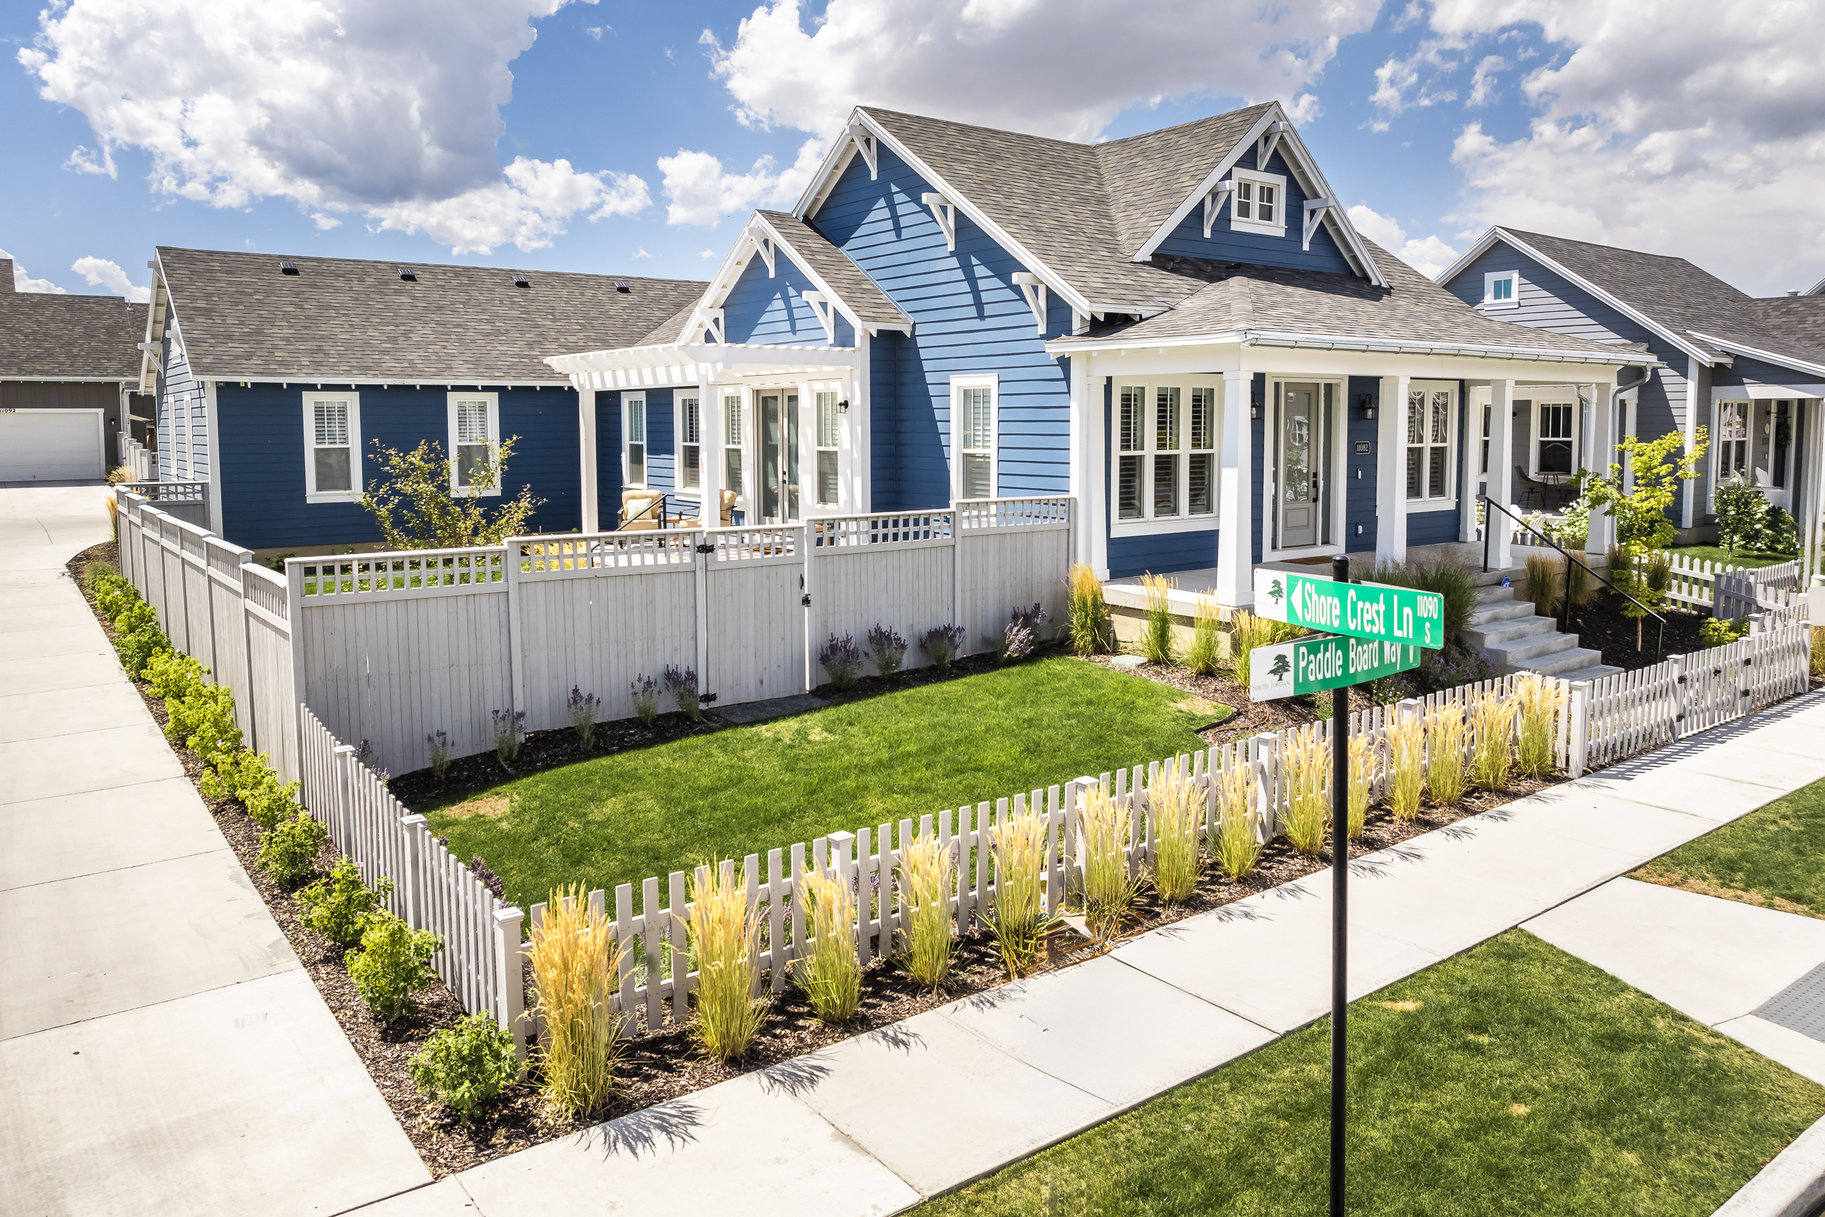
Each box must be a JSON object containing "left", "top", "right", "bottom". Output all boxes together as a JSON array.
[
  {"left": 1252, "top": 569, "right": 1447, "bottom": 650},
  {"left": 1250, "top": 634, "right": 1422, "bottom": 701}
]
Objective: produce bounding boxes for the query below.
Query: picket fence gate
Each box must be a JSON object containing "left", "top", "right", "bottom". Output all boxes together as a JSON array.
[{"left": 1642, "top": 550, "right": 1802, "bottom": 619}]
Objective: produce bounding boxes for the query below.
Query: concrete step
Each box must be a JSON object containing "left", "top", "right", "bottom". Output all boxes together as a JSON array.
[
  {"left": 1464, "top": 613, "right": 1556, "bottom": 650},
  {"left": 1473, "top": 577, "right": 1526, "bottom": 601},
  {"left": 1552, "top": 662, "right": 1625, "bottom": 684},
  {"left": 1484, "top": 629, "right": 1580, "bottom": 667},
  {"left": 1465, "top": 598, "right": 1537, "bottom": 629},
  {"left": 1522, "top": 646, "right": 1618, "bottom": 679}
]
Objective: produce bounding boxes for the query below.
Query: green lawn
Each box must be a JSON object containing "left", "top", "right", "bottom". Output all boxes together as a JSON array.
[
  {"left": 423, "top": 657, "right": 1228, "bottom": 906},
  {"left": 916, "top": 931, "right": 1824, "bottom": 1217},
  {"left": 1633, "top": 777, "right": 1825, "bottom": 918},
  {"left": 1665, "top": 544, "right": 1795, "bottom": 570}
]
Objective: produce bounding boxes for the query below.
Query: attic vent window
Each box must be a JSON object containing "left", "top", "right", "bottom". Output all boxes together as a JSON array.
[
  {"left": 1229, "top": 168, "right": 1285, "bottom": 237},
  {"left": 279, "top": 261, "right": 300, "bottom": 275},
  {"left": 614, "top": 280, "right": 631, "bottom": 293},
  {"left": 397, "top": 267, "right": 417, "bottom": 281},
  {"left": 513, "top": 274, "right": 530, "bottom": 288}
]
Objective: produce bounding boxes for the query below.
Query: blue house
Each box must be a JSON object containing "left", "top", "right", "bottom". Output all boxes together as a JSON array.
[
  {"left": 1438, "top": 228, "right": 1825, "bottom": 566},
  {"left": 140, "top": 247, "right": 704, "bottom": 553},
  {"left": 549, "top": 102, "right": 1639, "bottom": 608}
]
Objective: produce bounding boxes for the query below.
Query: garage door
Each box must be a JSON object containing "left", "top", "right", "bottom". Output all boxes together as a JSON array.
[{"left": 0, "top": 410, "right": 104, "bottom": 481}]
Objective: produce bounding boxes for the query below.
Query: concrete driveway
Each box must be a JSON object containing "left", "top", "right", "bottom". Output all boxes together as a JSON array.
[{"left": 0, "top": 484, "right": 429, "bottom": 1215}]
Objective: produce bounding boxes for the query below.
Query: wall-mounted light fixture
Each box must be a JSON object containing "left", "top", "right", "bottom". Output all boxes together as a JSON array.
[
  {"left": 837, "top": 398, "right": 850, "bottom": 413},
  {"left": 1358, "top": 393, "right": 1377, "bottom": 420}
]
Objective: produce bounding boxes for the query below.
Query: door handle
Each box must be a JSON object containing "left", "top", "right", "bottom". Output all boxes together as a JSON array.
[{"left": 1310, "top": 471, "right": 1320, "bottom": 500}]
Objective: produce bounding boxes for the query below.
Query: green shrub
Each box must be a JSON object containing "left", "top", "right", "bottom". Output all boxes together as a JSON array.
[
  {"left": 1715, "top": 477, "right": 1770, "bottom": 555},
  {"left": 298, "top": 857, "right": 395, "bottom": 947},
  {"left": 145, "top": 649, "right": 208, "bottom": 701},
  {"left": 1763, "top": 506, "right": 1799, "bottom": 555},
  {"left": 1066, "top": 563, "right": 1111, "bottom": 657},
  {"left": 1701, "top": 616, "right": 1749, "bottom": 648},
  {"left": 167, "top": 683, "right": 242, "bottom": 768},
  {"left": 258, "top": 811, "right": 327, "bottom": 888},
  {"left": 112, "top": 601, "right": 170, "bottom": 677},
  {"left": 408, "top": 1013, "right": 519, "bottom": 1124},
  {"left": 347, "top": 912, "right": 444, "bottom": 1023},
  {"left": 238, "top": 763, "right": 302, "bottom": 830}
]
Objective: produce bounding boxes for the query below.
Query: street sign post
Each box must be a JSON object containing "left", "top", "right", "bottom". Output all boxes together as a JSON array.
[
  {"left": 1246, "top": 560, "right": 1445, "bottom": 1217},
  {"left": 1252, "top": 568, "right": 1447, "bottom": 650}
]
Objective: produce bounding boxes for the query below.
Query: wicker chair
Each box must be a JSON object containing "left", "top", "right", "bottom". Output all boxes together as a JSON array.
[{"left": 619, "top": 488, "right": 666, "bottom": 531}]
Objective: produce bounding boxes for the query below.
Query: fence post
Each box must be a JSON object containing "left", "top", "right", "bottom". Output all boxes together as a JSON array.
[
  {"left": 503, "top": 543, "right": 526, "bottom": 722},
  {"left": 1567, "top": 682, "right": 1590, "bottom": 777},
  {"left": 400, "top": 814, "right": 429, "bottom": 926},
  {"left": 493, "top": 906, "right": 527, "bottom": 1059},
  {"left": 829, "top": 830, "right": 857, "bottom": 949},
  {"left": 332, "top": 743, "right": 356, "bottom": 851},
  {"left": 1670, "top": 653, "right": 1688, "bottom": 739},
  {"left": 1252, "top": 732, "right": 1280, "bottom": 838},
  {"left": 952, "top": 506, "right": 966, "bottom": 652}
]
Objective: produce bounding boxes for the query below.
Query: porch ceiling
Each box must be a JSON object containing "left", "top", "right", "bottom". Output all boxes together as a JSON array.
[{"left": 546, "top": 341, "right": 859, "bottom": 390}]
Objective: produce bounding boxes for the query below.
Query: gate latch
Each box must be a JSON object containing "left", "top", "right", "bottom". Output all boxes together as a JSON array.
[
  {"left": 801, "top": 593, "right": 812, "bottom": 607},
  {"left": 695, "top": 543, "right": 715, "bottom": 554}
]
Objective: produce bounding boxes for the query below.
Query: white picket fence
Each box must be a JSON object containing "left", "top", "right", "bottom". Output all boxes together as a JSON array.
[{"left": 1645, "top": 551, "right": 1802, "bottom": 618}]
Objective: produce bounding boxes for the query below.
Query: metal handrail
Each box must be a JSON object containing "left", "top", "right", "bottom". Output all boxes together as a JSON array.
[{"left": 1480, "top": 493, "right": 1668, "bottom": 641}]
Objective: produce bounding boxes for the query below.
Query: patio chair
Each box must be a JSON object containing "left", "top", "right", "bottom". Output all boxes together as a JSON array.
[
  {"left": 1512, "top": 465, "right": 1546, "bottom": 510},
  {"left": 619, "top": 488, "right": 666, "bottom": 531},
  {"left": 678, "top": 489, "right": 738, "bottom": 529}
]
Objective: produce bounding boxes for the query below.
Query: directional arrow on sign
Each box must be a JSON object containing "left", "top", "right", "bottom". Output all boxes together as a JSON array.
[{"left": 1252, "top": 569, "right": 1446, "bottom": 651}]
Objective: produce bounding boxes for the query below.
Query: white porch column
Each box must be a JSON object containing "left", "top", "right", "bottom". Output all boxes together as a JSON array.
[
  {"left": 1067, "top": 352, "right": 1092, "bottom": 570},
  {"left": 1682, "top": 356, "right": 1708, "bottom": 530},
  {"left": 1459, "top": 383, "right": 1487, "bottom": 544},
  {"left": 1214, "top": 368, "right": 1253, "bottom": 607},
  {"left": 1084, "top": 360, "right": 1109, "bottom": 578},
  {"left": 1585, "top": 381, "right": 1616, "bottom": 556},
  {"left": 698, "top": 375, "right": 720, "bottom": 524},
  {"left": 1487, "top": 378, "right": 1516, "bottom": 571},
  {"left": 1622, "top": 387, "right": 1638, "bottom": 491},
  {"left": 1375, "top": 374, "right": 1411, "bottom": 564},
  {"left": 577, "top": 384, "right": 599, "bottom": 532}
]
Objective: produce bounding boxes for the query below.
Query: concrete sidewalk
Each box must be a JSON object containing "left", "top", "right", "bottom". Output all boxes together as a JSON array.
[
  {"left": 348, "top": 680, "right": 1825, "bottom": 1215},
  {"left": 0, "top": 485, "right": 428, "bottom": 1217}
]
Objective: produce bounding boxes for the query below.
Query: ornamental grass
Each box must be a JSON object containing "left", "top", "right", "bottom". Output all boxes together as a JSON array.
[
  {"left": 528, "top": 884, "right": 622, "bottom": 1117},
  {"left": 1514, "top": 674, "right": 1567, "bottom": 778},
  {"left": 988, "top": 806, "right": 1050, "bottom": 978},
  {"left": 1184, "top": 596, "right": 1224, "bottom": 677},
  {"left": 1470, "top": 691, "right": 1516, "bottom": 791},
  {"left": 1347, "top": 734, "right": 1372, "bottom": 841},
  {"left": 1229, "top": 610, "right": 1305, "bottom": 686},
  {"left": 898, "top": 834, "right": 956, "bottom": 989},
  {"left": 688, "top": 861, "right": 764, "bottom": 1062},
  {"left": 1280, "top": 731, "right": 1329, "bottom": 857},
  {"left": 1066, "top": 563, "right": 1112, "bottom": 657},
  {"left": 1211, "top": 762, "right": 1263, "bottom": 881},
  {"left": 1139, "top": 573, "right": 1177, "bottom": 666},
  {"left": 1811, "top": 627, "right": 1825, "bottom": 681},
  {"left": 1387, "top": 712, "right": 1425, "bottom": 822},
  {"left": 1426, "top": 705, "right": 1470, "bottom": 806},
  {"left": 794, "top": 865, "right": 861, "bottom": 1023},
  {"left": 1075, "top": 783, "right": 1139, "bottom": 942},
  {"left": 1150, "top": 758, "right": 1202, "bottom": 904}
]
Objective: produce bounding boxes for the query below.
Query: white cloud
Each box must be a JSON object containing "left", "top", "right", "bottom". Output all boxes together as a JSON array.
[
  {"left": 658, "top": 137, "right": 825, "bottom": 226},
  {"left": 1346, "top": 204, "right": 1460, "bottom": 278},
  {"left": 702, "top": 0, "right": 1379, "bottom": 143},
  {"left": 1467, "top": 55, "right": 1506, "bottom": 107},
  {"left": 632, "top": 247, "right": 652, "bottom": 259},
  {"left": 1, "top": 249, "right": 66, "bottom": 293},
  {"left": 71, "top": 256, "right": 151, "bottom": 302},
  {"left": 1370, "top": 38, "right": 1464, "bottom": 115},
  {"left": 1407, "top": 0, "right": 1825, "bottom": 293},
  {"left": 19, "top": 0, "right": 649, "bottom": 254},
  {"left": 700, "top": 249, "right": 715, "bottom": 259}
]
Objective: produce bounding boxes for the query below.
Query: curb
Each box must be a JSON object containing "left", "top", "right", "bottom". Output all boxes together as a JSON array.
[{"left": 1715, "top": 1113, "right": 1825, "bottom": 1217}]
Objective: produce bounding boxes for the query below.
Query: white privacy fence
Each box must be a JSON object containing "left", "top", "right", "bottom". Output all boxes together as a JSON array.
[
  {"left": 292, "top": 498, "right": 1072, "bottom": 776},
  {"left": 119, "top": 479, "right": 210, "bottom": 528}
]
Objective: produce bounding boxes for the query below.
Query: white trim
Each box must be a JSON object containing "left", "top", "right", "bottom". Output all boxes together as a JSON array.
[
  {"left": 578, "top": 387, "right": 599, "bottom": 532},
  {"left": 1109, "top": 377, "right": 1221, "bottom": 534},
  {"left": 1012, "top": 272, "right": 1048, "bottom": 335},
  {"left": 1403, "top": 378, "right": 1460, "bottom": 508},
  {"left": 720, "top": 386, "right": 748, "bottom": 515},
  {"left": 1482, "top": 270, "right": 1518, "bottom": 311},
  {"left": 675, "top": 389, "right": 703, "bottom": 494},
  {"left": 812, "top": 384, "right": 842, "bottom": 508},
  {"left": 950, "top": 373, "right": 998, "bottom": 500},
  {"left": 622, "top": 391, "right": 648, "bottom": 489},
  {"left": 204, "top": 381, "right": 223, "bottom": 534},
  {"left": 921, "top": 192, "right": 958, "bottom": 252},
  {"left": 1687, "top": 330, "right": 1825, "bottom": 381},
  {"left": 301, "top": 390, "right": 361, "bottom": 503},
  {"left": 800, "top": 290, "right": 837, "bottom": 343},
  {"left": 1049, "top": 327, "right": 1648, "bottom": 366},
  {"left": 1228, "top": 167, "right": 1287, "bottom": 237},
  {"left": 446, "top": 390, "right": 501, "bottom": 498},
  {"left": 1528, "top": 387, "right": 1579, "bottom": 479}
]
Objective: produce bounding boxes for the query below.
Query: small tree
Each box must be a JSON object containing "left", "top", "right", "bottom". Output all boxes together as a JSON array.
[
  {"left": 358, "top": 438, "right": 541, "bottom": 550},
  {"left": 1714, "top": 478, "right": 1770, "bottom": 555},
  {"left": 1579, "top": 428, "right": 1708, "bottom": 555}
]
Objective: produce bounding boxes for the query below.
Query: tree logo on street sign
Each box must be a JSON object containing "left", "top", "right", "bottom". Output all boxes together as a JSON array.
[
  {"left": 1268, "top": 578, "right": 1285, "bottom": 606},
  {"left": 1269, "top": 653, "right": 1291, "bottom": 679}
]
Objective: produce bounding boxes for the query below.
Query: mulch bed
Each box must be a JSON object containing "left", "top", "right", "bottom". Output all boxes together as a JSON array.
[
  {"left": 1565, "top": 596, "right": 1708, "bottom": 670},
  {"left": 67, "top": 541, "right": 1558, "bottom": 1177}
]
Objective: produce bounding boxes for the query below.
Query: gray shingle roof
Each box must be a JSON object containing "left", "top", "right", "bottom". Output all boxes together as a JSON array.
[
  {"left": 0, "top": 269, "right": 147, "bottom": 380},
  {"left": 633, "top": 301, "right": 700, "bottom": 348},
  {"left": 1697, "top": 297, "right": 1825, "bottom": 371},
  {"left": 755, "top": 210, "right": 911, "bottom": 329},
  {"left": 1053, "top": 241, "right": 1640, "bottom": 361},
  {"left": 156, "top": 247, "right": 707, "bottom": 383},
  {"left": 1092, "top": 104, "right": 1277, "bottom": 254}
]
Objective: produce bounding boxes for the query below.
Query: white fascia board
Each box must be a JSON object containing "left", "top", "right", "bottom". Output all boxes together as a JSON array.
[
  {"left": 139, "top": 255, "right": 171, "bottom": 392},
  {"left": 750, "top": 212, "right": 911, "bottom": 337},
  {"left": 1806, "top": 274, "right": 1825, "bottom": 296},
  {"left": 1686, "top": 330, "right": 1825, "bottom": 380},
  {"left": 199, "top": 373, "right": 570, "bottom": 388},
  {"left": 1431, "top": 227, "right": 1505, "bottom": 286},
  {"left": 1130, "top": 109, "right": 1278, "bottom": 264},
  {"left": 807, "top": 109, "right": 1093, "bottom": 319},
  {"left": 793, "top": 110, "right": 868, "bottom": 217},
  {"left": 1047, "top": 328, "right": 1652, "bottom": 367}
]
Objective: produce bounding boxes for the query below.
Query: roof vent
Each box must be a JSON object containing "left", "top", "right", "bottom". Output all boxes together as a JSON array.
[
  {"left": 513, "top": 274, "right": 530, "bottom": 288},
  {"left": 397, "top": 267, "right": 417, "bottom": 281},
  {"left": 614, "top": 280, "right": 631, "bottom": 293},
  {"left": 279, "top": 261, "right": 299, "bottom": 276}
]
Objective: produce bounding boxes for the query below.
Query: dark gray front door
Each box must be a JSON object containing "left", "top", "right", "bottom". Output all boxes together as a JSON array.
[{"left": 1278, "top": 383, "right": 1320, "bottom": 548}]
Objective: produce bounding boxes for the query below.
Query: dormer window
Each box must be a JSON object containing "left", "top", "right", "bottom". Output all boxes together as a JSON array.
[
  {"left": 1483, "top": 271, "right": 1518, "bottom": 309},
  {"left": 1231, "top": 169, "right": 1286, "bottom": 236}
]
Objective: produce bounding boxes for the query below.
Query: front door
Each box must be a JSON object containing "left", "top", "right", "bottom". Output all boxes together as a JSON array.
[
  {"left": 758, "top": 391, "right": 800, "bottom": 523},
  {"left": 1278, "top": 382, "right": 1322, "bottom": 548}
]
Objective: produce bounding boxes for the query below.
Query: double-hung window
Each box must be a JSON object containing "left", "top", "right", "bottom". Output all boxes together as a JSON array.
[
  {"left": 624, "top": 393, "right": 646, "bottom": 487},
  {"left": 448, "top": 392, "right": 498, "bottom": 495},
  {"left": 1717, "top": 400, "right": 1749, "bottom": 480},
  {"left": 815, "top": 389, "right": 840, "bottom": 506},
  {"left": 952, "top": 375, "right": 995, "bottom": 498},
  {"left": 1535, "top": 400, "right": 1575, "bottom": 475},
  {"left": 1117, "top": 381, "right": 1218, "bottom": 526},
  {"left": 303, "top": 392, "right": 360, "bottom": 502},
  {"left": 1405, "top": 382, "right": 1456, "bottom": 503},
  {"left": 678, "top": 393, "right": 701, "bottom": 492},
  {"left": 1231, "top": 169, "right": 1285, "bottom": 235},
  {"left": 722, "top": 392, "right": 744, "bottom": 497}
]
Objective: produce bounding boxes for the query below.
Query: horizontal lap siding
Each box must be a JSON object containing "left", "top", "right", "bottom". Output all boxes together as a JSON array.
[
  {"left": 722, "top": 253, "right": 854, "bottom": 347},
  {"left": 813, "top": 145, "right": 1071, "bottom": 510},
  {"left": 869, "top": 331, "right": 903, "bottom": 509},
  {"left": 216, "top": 383, "right": 581, "bottom": 551},
  {"left": 1346, "top": 376, "right": 1379, "bottom": 551},
  {"left": 158, "top": 325, "right": 205, "bottom": 480},
  {"left": 1154, "top": 147, "right": 1352, "bottom": 274}
]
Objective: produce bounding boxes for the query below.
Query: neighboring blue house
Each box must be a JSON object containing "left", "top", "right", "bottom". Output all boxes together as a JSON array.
[
  {"left": 1439, "top": 228, "right": 1825, "bottom": 562},
  {"left": 548, "top": 102, "right": 1639, "bottom": 606},
  {"left": 140, "top": 247, "right": 704, "bottom": 552}
]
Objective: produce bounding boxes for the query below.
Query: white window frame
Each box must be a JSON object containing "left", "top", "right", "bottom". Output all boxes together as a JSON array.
[
  {"left": 1112, "top": 378, "right": 1221, "bottom": 536},
  {"left": 446, "top": 391, "right": 500, "bottom": 498},
  {"left": 1531, "top": 395, "right": 1579, "bottom": 478},
  {"left": 1483, "top": 270, "right": 1519, "bottom": 310},
  {"left": 623, "top": 391, "right": 647, "bottom": 489},
  {"left": 302, "top": 391, "right": 361, "bottom": 503},
  {"left": 950, "top": 373, "right": 997, "bottom": 500},
  {"left": 1405, "top": 379, "right": 1458, "bottom": 508},
  {"left": 813, "top": 385, "right": 842, "bottom": 508},
  {"left": 721, "top": 389, "right": 746, "bottom": 509},
  {"left": 1715, "top": 398, "right": 1750, "bottom": 486},
  {"left": 1230, "top": 168, "right": 1287, "bottom": 237},
  {"left": 676, "top": 391, "right": 702, "bottom": 493}
]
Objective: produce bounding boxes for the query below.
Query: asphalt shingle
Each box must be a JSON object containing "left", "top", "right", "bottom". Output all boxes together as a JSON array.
[
  {"left": 755, "top": 211, "right": 911, "bottom": 329},
  {"left": 0, "top": 267, "right": 146, "bottom": 380}
]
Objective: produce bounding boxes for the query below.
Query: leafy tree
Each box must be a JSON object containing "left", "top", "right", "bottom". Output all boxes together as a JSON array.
[
  {"left": 1713, "top": 478, "right": 1770, "bottom": 555},
  {"left": 358, "top": 438, "right": 542, "bottom": 550},
  {"left": 1579, "top": 428, "right": 1708, "bottom": 556}
]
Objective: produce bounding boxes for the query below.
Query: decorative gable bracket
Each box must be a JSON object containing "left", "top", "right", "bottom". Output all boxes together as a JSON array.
[
  {"left": 1302, "top": 198, "right": 1334, "bottom": 252},
  {"left": 692, "top": 306, "right": 726, "bottom": 345},
  {"left": 1012, "top": 272, "right": 1047, "bottom": 335},
  {"left": 1202, "top": 181, "right": 1236, "bottom": 239},
  {"left": 846, "top": 122, "right": 878, "bottom": 180},
  {"left": 1257, "top": 120, "right": 1289, "bottom": 171},
  {"left": 921, "top": 192, "right": 957, "bottom": 251},
  {"left": 800, "top": 290, "right": 837, "bottom": 343},
  {"left": 753, "top": 233, "right": 776, "bottom": 278}
]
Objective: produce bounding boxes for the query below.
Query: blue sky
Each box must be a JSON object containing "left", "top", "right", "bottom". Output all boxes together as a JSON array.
[{"left": 4, "top": 0, "right": 1821, "bottom": 301}]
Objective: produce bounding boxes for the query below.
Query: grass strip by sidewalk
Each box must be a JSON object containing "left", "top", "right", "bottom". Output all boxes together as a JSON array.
[
  {"left": 916, "top": 930, "right": 1824, "bottom": 1217},
  {"left": 423, "top": 657, "right": 1228, "bottom": 907},
  {"left": 1633, "top": 777, "right": 1825, "bottom": 919}
]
